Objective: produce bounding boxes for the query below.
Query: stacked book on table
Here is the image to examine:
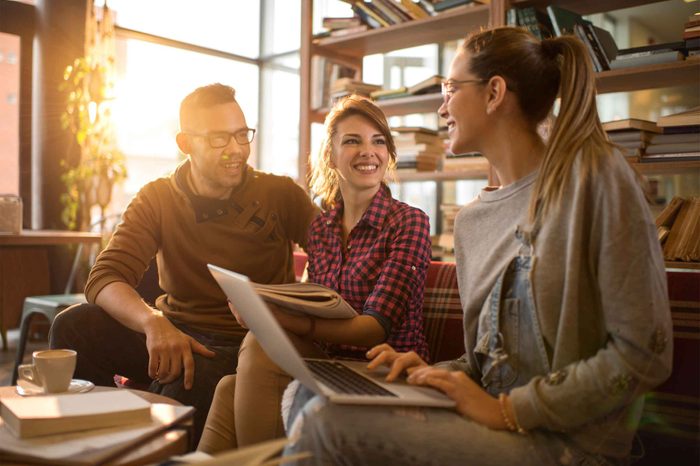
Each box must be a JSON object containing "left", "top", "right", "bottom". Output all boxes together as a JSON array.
[
  {"left": 0, "top": 389, "right": 194, "bottom": 465},
  {"left": 393, "top": 126, "right": 443, "bottom": 172},
  {"left": 330, "top": 78, "right": 382, "bottom": 104}
]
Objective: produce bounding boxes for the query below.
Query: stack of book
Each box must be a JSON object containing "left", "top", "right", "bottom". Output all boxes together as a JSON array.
[
  {"left": 311, "top": 57, "right": 359, "bottom": 109},
  {"left": 443, "top": 152, "right": 486, "bottom": 171},
  {"left": 329, "top": 77, "right": 382, "bottom": 104},
  {"left": 602, "top": 118, "right": 662, "bottom": 161},
  {"left": 431, "top": 203, "right": 461, "bottom": 256},
  {"left": 321, "top": 16, "right": 369, "bottom": 37},
  {"left": 647, "top": 106, "right": 700, "bottom": 162},
  {"left": 393, "top": 126, "right": 443, "bottom": 171},
  {"left": 656, "top": 196, "right": 700, "bottom": 263},
  {"left": 684, "top": 14, "right": 700, "bottom": 41},
  {"left": 369, "top": 75, "right": 443, "bottom": 102}
]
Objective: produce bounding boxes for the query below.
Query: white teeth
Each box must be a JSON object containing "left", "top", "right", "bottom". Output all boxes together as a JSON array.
[{"left": 355, "top": 164, "right": 378, "bottom": 172}]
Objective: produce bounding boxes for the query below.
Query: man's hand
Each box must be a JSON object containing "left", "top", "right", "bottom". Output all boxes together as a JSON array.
[
  {"left": 366, "top": 343, "right": 429, "bottom": 382},
  {"left": 143, "top": 313, "right": 215, "bottom": 390}
]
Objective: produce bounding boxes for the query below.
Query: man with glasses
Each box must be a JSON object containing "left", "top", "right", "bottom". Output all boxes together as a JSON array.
[{"left": 50, "top": 83, "right": 319, "bottom": 443}]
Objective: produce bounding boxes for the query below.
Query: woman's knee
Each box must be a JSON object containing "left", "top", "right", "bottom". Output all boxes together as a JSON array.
[
  {"left": 237, "top": 332, "right": 274, "bottom": 374},
  {"left": 214, "top": 374, "right": 237, "bottom": 399}
]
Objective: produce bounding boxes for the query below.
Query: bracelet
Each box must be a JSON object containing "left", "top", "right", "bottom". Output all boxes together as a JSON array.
[
  {"left": 301, "top": 315, "right": 316, "bottom": 339},
  {"left": 498, "top": 393, "right": 526, "bottom": 434}
]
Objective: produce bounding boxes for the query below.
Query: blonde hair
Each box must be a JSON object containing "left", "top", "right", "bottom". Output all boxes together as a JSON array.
[
  {"left": 309, "top": 95, "right": 397, "bottom": 209},
  {"left": 463, "top": 27, "right": 616, "bottom": 222}
]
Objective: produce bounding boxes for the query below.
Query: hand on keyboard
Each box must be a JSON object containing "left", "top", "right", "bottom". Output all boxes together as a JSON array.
[{"left": 366, "top": 343, "right": 429, "bottom": 382}]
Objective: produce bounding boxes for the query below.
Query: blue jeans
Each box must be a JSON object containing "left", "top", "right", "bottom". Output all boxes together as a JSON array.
[{"left": 283, "top": 251, "right": 622, "bottom": 465}]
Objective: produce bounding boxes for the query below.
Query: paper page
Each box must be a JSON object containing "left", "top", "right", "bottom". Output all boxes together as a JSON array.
[{"left": 0, "top": 403, "right": 192, "bottom": 461}]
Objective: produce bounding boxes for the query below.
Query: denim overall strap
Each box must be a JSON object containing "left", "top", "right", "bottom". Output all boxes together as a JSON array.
[{"left": 478, "top": 224, "right": 552, "bottom": 396}]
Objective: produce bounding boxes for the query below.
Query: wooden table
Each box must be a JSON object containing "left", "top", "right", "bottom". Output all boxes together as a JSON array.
[
  {"left": 0, "top": 230, "right": 102, "bottom": 350},
  {"left": 0, "top": 386, "right": 192, "bottom": 465}
]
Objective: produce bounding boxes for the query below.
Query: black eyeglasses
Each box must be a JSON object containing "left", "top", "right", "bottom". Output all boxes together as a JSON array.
[
  {"left": 441, "top": 79, "right": 487, "bottom": 100},
  {"left": 185, "top": 128, "right": 256, "bottom": 148}
]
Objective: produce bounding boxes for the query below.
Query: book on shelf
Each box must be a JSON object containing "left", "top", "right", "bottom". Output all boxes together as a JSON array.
[
  {"left": 656, "top": 196, "right": 685, "bottom": 229},
  {"left": 349, "top": 2, "right": 382, "bottom": 29},
  {"left": 370, "top": 86, "right": 410, "bottom": 100},
  {"left": 330, "top": 24, "right": 370, "bottom": 37},
  {"left": 252, "top": 282, "right": 358, "bottom": 319},
  {"left": 512, "top": 6, "right": 553, "bottom": 40},
  {"left": 657, "top": 106, "right": 700, "bottom": 128},
  {"left": 645, "top": 142, "right": 700, "bottom": 155},
  {"left": 432, "top": 0, "right": 476, "bottom": 13},
  {"left": 602, "top": 118, "right": 662, "bottom": 134},
  {"left": 640, "top": 151, "right": 700, "bottom": 162},
  {"left": 546, "top": 5, "right": 585, "bottom": 37},
  {"left": 0, "top": 390, "right": 151, "bottom": 439},
  {"left": 649, "top": 131, "right": 700, "bottom": 144},
  {"left": 311, "top": 56, "right": 359, "bottom": 110},
  {"left": 660, "top": 197, "right": 700, "bottom": 262},
  {"left": 392, "top": 126, "right": 439, "bottom": 135},
  {"left": 574, "top": 23, "right": 606, "bottom": 72},
  {"left": 363, "top": 1, "right": 397, "bottom": 26},
  {"left": 322, "top": 16, "right": 363, "bottom": 30},
  {"left": 609, "top": 50, "right": 684, "bottom": 70},
  {"left": 351, "top": 1, "right": 391, "bottom": 28},
  {"left": 607, "top": 130, "right": 654, "bottom": 144},
  {"left": 407, "top": 74, "right": 444, "bottom": 95},
  {"left": 399, "top": 0, "right": 431, "bottom": 20},
  {"left": 371, "top": 0, "right": 410, "bottom": 24}
]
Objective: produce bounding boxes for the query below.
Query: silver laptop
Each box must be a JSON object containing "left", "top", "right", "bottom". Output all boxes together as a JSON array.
[{"left": 208, "top": 264, "right": 455, "bottom": 408}]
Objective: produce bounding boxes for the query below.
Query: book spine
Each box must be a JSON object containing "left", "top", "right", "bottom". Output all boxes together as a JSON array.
[
  {"left": 575, "top": 23, "right": 603, "bottom": 72},
  {"left": 400, "top": 0, "right": 431, "bottom": 19},
  {"left": 609, "top": 51, "right": 683, "bottom": 70}
]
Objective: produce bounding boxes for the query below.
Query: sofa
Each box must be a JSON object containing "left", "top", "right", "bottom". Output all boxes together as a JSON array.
[{"left": 293, "top": 253, "right": 699, "bottom": 465}]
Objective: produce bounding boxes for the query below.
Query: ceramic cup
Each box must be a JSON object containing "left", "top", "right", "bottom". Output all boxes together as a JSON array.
[{"left": 17, "top": 349, "right": 77, "bottom": 394}]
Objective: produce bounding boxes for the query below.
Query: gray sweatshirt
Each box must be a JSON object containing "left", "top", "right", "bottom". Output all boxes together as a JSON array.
[{"left": 452, "top": 152, "right": 673, "bottom": 458}]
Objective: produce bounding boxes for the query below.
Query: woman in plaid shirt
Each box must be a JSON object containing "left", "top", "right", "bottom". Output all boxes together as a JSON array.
[{"left": 199, "top": 96, "right": 432, "bottom": 453}]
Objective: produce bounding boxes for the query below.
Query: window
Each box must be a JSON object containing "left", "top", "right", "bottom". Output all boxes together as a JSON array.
[{"left": 0, "top": 32, "right": 20, "bottom": 195}]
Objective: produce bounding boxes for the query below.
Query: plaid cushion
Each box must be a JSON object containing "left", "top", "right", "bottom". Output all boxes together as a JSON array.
[{"left": 422, "top": 261, "right": 463, "bottom": 364}]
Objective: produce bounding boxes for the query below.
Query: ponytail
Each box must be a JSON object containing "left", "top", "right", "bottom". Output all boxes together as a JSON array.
[
  {"left": 531, "top": 36, "right": 613, "bottom": 222},
  {"left": 463, "top": 28, "right": 616, "bottom": 223}
]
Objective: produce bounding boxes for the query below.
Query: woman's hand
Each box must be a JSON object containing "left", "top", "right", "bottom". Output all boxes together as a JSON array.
[
  {"left": 407, "top": 366, "right": 504, "bottom": 429},
  {"left": 366, "top": 343, "right": 429, "bottom": 382},
  {"left": 228, "top": 301, "right": 248, "bottom": 329}
]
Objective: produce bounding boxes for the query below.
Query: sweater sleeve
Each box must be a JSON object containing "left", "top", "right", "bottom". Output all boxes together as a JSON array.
[
  {"left": 84, "top": 182, "right": 162, "bottom": 303},
  {"left": 511, "top": 156, "right": 673, "bottom": 431}
]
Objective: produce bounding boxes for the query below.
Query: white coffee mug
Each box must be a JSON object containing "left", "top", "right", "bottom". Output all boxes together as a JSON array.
[{"left": 17, "top": 349, "right": 77, "bottom": 393}]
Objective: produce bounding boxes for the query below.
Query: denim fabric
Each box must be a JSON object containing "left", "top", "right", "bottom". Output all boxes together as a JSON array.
[
  {"left": 282, "top": 244, "right": 622, "bottom": 465},
  {"left": 49, "top": 303, "right": 241, "bottom": 445}
]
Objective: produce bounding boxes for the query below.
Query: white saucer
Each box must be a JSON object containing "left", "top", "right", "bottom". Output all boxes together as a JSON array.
[{"left": 16, "top": 379, "right": 96, "bottom": 396}]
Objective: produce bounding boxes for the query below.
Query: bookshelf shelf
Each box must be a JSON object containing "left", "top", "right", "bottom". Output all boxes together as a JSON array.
[
  {"left": 596, "top": 60, "right": 700, "bottom": 94},
  {"left": 311, "top": 93, "right": 444, "bottom": 123},
  {"left": 312, "top": 4, "right": 490, "bottom": 58},
  {"left": 665, "top": 261, "right": 700, "bottom": 271},
  {"left": 511, "top": 0, "right": 660, "bottom": 16}
]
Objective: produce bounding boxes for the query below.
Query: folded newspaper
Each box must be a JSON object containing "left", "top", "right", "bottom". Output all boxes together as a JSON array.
[{"left": 252, "top": 282, "right": 357, "bottom": 319}]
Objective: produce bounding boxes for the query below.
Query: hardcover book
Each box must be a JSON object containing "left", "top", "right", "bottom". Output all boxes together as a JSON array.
[
  {"left": 602, "top": 118, "right": 662, "bottom": 134},
  {"left": 0, "top": 390, "right": 151, "bottom": 439}
]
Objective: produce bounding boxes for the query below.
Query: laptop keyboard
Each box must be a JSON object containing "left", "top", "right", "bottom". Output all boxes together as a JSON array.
[{"left": 305, "top": 360, "right": 397, "bottom": 397}]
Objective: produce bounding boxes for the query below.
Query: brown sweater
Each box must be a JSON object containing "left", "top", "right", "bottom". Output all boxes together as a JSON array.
[{"left": 85, "top": 161, "right": 319, "bottom": 338}]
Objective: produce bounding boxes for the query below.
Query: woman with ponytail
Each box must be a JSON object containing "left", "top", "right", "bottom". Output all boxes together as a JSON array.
[{"left": 282, "top": 27, "right": 672, "bottom": 465}]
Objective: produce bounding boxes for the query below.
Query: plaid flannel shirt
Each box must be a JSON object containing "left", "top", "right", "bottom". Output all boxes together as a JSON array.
[{"left": 307, "top": 185, "right": 431, "bottom": 360}]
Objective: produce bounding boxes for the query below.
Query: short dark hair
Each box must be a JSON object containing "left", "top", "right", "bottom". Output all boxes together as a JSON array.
[{"left": 179, "top": 83, "right": 238, "bottom": 129}]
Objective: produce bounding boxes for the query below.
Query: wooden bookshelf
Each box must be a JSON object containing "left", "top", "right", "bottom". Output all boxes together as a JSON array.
[
  {"left": 665, "top": 261, "right": 700, "bottom": 271},
  {"left": 597, "top": 60, "right": 700, "bottom": 94},
  {"left": 312, "top": 4, "right": 490, "bottom": 58}
]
